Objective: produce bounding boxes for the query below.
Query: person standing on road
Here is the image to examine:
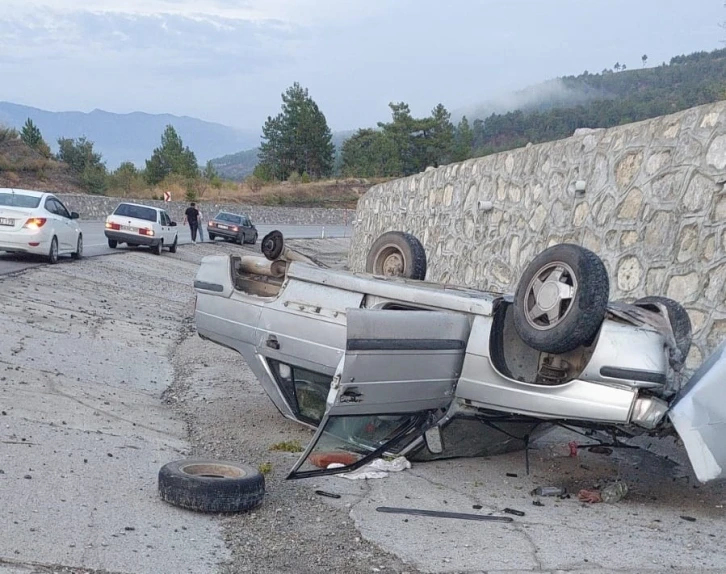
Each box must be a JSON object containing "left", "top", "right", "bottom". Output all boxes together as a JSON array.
[
  {"left": 196, "top": 206, "right": 205, "bottom": 242},
  {"left": 183, "top": 202, "right": 200, "bottom": 244}
]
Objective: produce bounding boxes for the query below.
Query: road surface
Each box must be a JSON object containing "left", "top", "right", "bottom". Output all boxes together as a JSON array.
[{"left": 0, "top": 221, "right": 352, "bottom": 274}]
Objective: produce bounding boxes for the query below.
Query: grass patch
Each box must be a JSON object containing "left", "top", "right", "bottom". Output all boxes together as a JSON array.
[
  {"left": 258, "top": 462, "right": 273, "bottom": 475},
  {"left": 269, "top": 440, "right": 305, "bottom": 453}
]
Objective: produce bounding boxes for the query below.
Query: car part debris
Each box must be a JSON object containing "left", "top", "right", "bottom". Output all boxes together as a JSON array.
[
  {"left": 315, "top": 490, "right": 341, "bottom": 499},
  {"left": 531, "top": 486, "right": 566, "bottom": 497},
  {"left": 601, "top": 481, "right": 628, "bottom": 503},
  {"left": 376, "top": 507, "right": 513, "bottom": 522},
  {"left": 577, "top": 489, "right": 603, "bottom": 503},
  {"left": 506, "top": 472, "right": 518, "bottom": 478},
  {"left": 532, "top": 500, "right": 545, "bottom": 507},
  {"left": 680, "top": 515, "right": 697, "bottom": 522},
  {"left": 502, "top": 507, "right": 526, "bottom": 516},
  {"left": 588, "top": 445, "right": 614, "bottom": 455},
  {"left": 158, "top": 459, "right": 265, "bottom": 513}
]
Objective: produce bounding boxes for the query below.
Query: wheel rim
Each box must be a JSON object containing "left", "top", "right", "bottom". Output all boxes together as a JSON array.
[
  {"left": 375, "top": 245, "right": 406, "bottom": 276},
  {"left": 180, "top": 463, "right": 247, "bottom": 480},
  {"left": 523, "top": 261, "right": 577, "bottom": 330}
]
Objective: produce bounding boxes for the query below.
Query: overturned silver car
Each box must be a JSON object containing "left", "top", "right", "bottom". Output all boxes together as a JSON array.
[{"left": 193, "top": 231, "right": 726, "bottom": 483}]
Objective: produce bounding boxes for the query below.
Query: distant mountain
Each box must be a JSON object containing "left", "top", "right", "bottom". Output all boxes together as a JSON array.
[
  {"left": 0, "top": 102, "right": 259, "bottom": 170},
  {"left": 210, "top": 130, "right": 356, "bottom": 181}
]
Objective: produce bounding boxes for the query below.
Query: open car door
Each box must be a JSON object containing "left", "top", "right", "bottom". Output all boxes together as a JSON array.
[{"left": 287, "top": 309, "right": 471, "bottom": 479}]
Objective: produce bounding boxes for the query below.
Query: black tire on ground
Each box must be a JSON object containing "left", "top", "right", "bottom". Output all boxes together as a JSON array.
[
  {"left": 48, "top": 237, "right": 59, "bottom": 264},
  {"left": 108, "top": 239, "right": 117, "bottom": 249},
  {"left": 365, "top": 231, "right": 427, "bottom": 280},
  {"left": 169, "top": 236, "right": 178, "bottom": 253},
  {"left": 71, "top": 235, "right": 83, "bottom": 260},
  {"left": 250, "top": 233, "right": 258, "bottom": 245},
  {"left": 158, "top": 459, "right": 265, "bottom": 513},
  {"left": 513, "top": 243, "right": 609, "bottom": 354},
  {"left": 151, "top": 240, "right": 163, "bottom": 256},
  {"left": 208, "top": 233, "right": 216, "bottom": 241},
  {"left": 634, "top": 296, "right": 692, "bottom": 368}
]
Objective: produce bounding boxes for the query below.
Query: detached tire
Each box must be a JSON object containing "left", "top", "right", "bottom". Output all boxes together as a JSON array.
[
  {"left": 634, "top": 296, "right": 692, "bottom": 368},
  {"left": 158, "top": 459, "right": 265, "bottom": 513},
  {"left": 514, "top": 244, "right": 609, "bottom": 354},
  {"left": 365, "top": 231, "right": 427, "bottom": 280}
]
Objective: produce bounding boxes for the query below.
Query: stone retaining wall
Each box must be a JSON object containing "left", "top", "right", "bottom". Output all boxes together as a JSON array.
[
  {"left": 349, "top": 101, "right": 726, "bottom": 369},
  {"left": 57, "top": 194, "right": 355, "bottom": 226}
]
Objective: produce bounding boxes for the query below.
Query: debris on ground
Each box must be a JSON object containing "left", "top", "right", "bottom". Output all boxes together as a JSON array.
[
  {"left": 577, "top": 489, "right": 603, "bottom": 503},
  {"left": 589, "top": 445, "right": 614, "bottom": 456},
  {"left": 376, "top": 507, "right": 513, "bottom": 522},
  {"left": 315, "top": 490, "right": 341, "bottom": 499},
  {"left": 578, "top": 482, "right": 628, "bottom": 504},
  {"left": 332, "top": 456, "right": 411, "bottom": 480},
  {"left": 531, "top": 486, "right": 567, "bottom": 497},
  {"left": 502, "top": 507, "right": 526, "bottom": 516}
]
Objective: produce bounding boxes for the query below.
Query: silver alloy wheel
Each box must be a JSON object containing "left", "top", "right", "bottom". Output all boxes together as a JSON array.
[{"left": 523, "top": 261, "right": 577, "bottom": 330}]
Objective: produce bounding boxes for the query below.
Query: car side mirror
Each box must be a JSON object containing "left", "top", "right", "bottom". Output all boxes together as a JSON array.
[
  {"left": 170, "top": 221, "right": 177, "bottom": 227},
  {"left": 70, "top": 212, "right": 80, "bottom": 219}
]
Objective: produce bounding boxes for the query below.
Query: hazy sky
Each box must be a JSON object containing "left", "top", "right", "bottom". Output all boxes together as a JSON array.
[{"left": 1, "top": 0, "right": 723, "bottom": 131}]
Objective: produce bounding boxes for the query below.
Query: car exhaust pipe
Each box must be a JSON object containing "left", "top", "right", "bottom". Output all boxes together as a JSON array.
[
  {"left": 236, "top": 256, "right": 287, "bottom": 278},
  {"left": 261, "top": 230, "right": 319, "bottom": 266}
]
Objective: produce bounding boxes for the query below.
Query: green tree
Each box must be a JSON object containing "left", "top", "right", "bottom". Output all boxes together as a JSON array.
[
  {"left": 257, "top": 82, "right": 335, "bottom": 180},
  {"left": 57, "top": 136, "right": 108, "bottom": 194},
  {"left": 452, "top": 116, "right": 474, "bottom": 162},
  {"left": 340, "top": 129, "right": 401, "bottom": 177},
  {"left": 20, "top": 118, "right": 50, "bottom": 157},
  {"left": 110, "top": 162, "right": 141, "bottom": 196},
  {"left": 425, "top": 103, "right": 455, "bottom": 167},
  {"left": 145, "top": 125, "right": 198, "bottom": 185}
]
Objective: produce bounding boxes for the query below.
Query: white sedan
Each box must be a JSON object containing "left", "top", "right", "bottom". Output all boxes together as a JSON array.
[{"left": 0, "top": 188, "right": 83, "bottom": 264}]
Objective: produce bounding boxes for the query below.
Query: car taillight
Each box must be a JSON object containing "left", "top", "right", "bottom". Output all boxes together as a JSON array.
[
  {"left": 105, "top": 222, "right": 121, "bottom": 230},
  {"left": 139, "top": 228, "right": 154, "bottom": 236},
  {"left": 23, "top": 218, "right": 47, "bottom": 229}
]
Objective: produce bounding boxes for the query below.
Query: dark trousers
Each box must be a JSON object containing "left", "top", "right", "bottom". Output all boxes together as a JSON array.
[{"left": 189, "top": 221, "right": 198, "bottom": 242}]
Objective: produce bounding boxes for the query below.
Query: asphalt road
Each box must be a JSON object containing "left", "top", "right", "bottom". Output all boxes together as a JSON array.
[{"left": 0, "top": 221, "right": 352, "bottom": 275}]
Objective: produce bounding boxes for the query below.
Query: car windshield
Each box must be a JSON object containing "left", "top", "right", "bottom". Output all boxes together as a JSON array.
[
  {"left": 114, "top": 203, "right": 157, "bottom": 222},
  {"left": 216, "top": 212, "right": 242, "bottom": 224},
  {"left": 0, "top": 192, "right": 41, "bottom": 208}
]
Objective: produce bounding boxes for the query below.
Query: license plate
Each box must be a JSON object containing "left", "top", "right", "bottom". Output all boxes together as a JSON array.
[
  {"left": 218, "top": 224, "right": 228, "bottom": 229},
  {"left": 121, "top": 225, "right": 135, "bottom": 231},
  {"left": 0, "top": 217, "right": 13, "bottom": 226}
]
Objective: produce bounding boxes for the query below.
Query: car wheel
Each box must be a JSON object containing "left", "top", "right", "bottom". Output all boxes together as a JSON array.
[
  {"left": 365, "top": 231, "right": 427, "bottom": 280},
  {"left": 152, "top": 240, "right": 163, "bottom": 256},
  {"left": 108, "top": 238, "right": 117, "bottom": 249},
  {"left": 71, "top": 234, "right": 83, "bottom": 260},
  {"left": 634, "top": 296, "right": 692, "bottom": 369},
  {"left": 169, "top": 236, "right": 178, "bottom": 253},
  {"left": 513, "top": 243, "right": 609, "bottom": 354},
  {"left": 209, "top": 233, "right": 216, "bottom": 241},
  {"left": 249, "top": 233, "right": 258, "bottom": 245},
  {"left": 48, "top": 237, "right": 59, "bottom": 264},
  {"left": 158, "top": 459, "right": 265, "bottom": 513}
]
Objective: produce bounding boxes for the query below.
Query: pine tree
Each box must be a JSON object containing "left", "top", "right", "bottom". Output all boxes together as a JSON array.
[
  {"left": 20, "top": 118, "right": 50, "bottom": 156},
  {"left": 145, "top": 125, "right": 198, "bottom": 185}
]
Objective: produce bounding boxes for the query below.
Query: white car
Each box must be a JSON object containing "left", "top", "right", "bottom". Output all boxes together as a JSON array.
[
  {"left": 0, "top": 188, "right": 83, "bottom": 264},
  {"left": 104, "top": 202, "right": 178, "bottom": 255}
]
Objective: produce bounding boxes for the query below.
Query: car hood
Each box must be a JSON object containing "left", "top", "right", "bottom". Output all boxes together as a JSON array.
[{"left": 669, "top": 341, "right": 726, "bottom": 483}]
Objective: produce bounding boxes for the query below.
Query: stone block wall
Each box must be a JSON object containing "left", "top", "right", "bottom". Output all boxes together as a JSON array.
[
  {"left": 349, "top": 101, "right": 726, "bottom": 369},
  {"left": 56, "top": 194, "right": 354, "bottom": 226}
]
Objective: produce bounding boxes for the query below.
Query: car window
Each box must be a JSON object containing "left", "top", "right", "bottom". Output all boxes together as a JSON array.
[
  {"left": 161, "top": 211, "right": 171, "bottom": 226},
  {"left": 217, "top": 212, "right": 242, "bottom": 224},
  {"left": 0, "top": 192, "right": 41, "bottom": 208},
  {"left": 113, "top": 203, "right": 158, "bottom": 222},
  {"left": 45, "top": 198, "right": 60, "bottom": 215},
  {"left": 51, "top": 198, "right": 71, "bottom": 218},
  {"left": 268, "top": 360, "right": 331, "bottom": 425}
]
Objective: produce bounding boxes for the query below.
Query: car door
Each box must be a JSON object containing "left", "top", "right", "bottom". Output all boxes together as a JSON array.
[
  {"left": 160, "top": 211, "right": 174, "bottom": 243},
  {"left": 53, "top": 197, "right": 79, "bottom": 251},
  {"left": 45, "top": 197, "right": 73, "bottom": 251},
  {"left": 286, "top": 309, "right": 471, "bottom": 479}
]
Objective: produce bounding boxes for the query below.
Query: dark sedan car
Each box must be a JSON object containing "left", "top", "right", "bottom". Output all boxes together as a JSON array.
[{"left": 207, "top": 212, "right": 257, "bottom": 245}]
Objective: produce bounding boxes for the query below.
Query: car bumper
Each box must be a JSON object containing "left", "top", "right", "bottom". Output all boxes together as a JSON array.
[
  {"left": 0, "top": 228, "right": 52, "bottom": 254},
  {"left": 207, "top": 226, "right": 241, "bottom": 240},
  {"left": 105, "top": 230, "right": 160, "bottom": 246}
]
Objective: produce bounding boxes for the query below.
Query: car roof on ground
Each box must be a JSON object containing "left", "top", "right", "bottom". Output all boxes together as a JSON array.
[{"left": 0, "top": 188, "right": 49, "bottom": 198}]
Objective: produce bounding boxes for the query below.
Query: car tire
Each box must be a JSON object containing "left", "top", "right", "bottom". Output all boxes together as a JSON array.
[
  {"left": 169, "top": 236, "right": 178, "bottom": 253},
  {"left": 209, "top": 233, "right": 216, "bottom": 241},
  {"left": 71, "top": 234, "right": 83, "bottom": 260},
  {"left": 634, "top": 296, "right": 692, "bottom": 368},
  {"left": 158, "top": 459, "right": 265, "bottom": 513},
  {"left": 249, "top": 232, "right": 258, "bottom": 245},
  {"left": 365, "top": 231, "right": 427, "bottom": 280},
  {"left": 513, "top": 243, "right": 609, "bottom": 354},
  {"left": 108, "top": 238, "right": 117, "bottom": 249},
  {"left": 151, "top": 240, "right": 163, "bottom": 256},
  {"left": 48, "top": 237, "right": 59, "bottom": 264}
]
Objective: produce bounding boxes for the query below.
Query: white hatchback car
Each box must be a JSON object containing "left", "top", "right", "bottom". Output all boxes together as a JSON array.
[
  {"left": 0, "top": 188, "right": 83, "bottom": 264},
  {"left": 104, "top": 202, "right": 178, "bottom": 255}
]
